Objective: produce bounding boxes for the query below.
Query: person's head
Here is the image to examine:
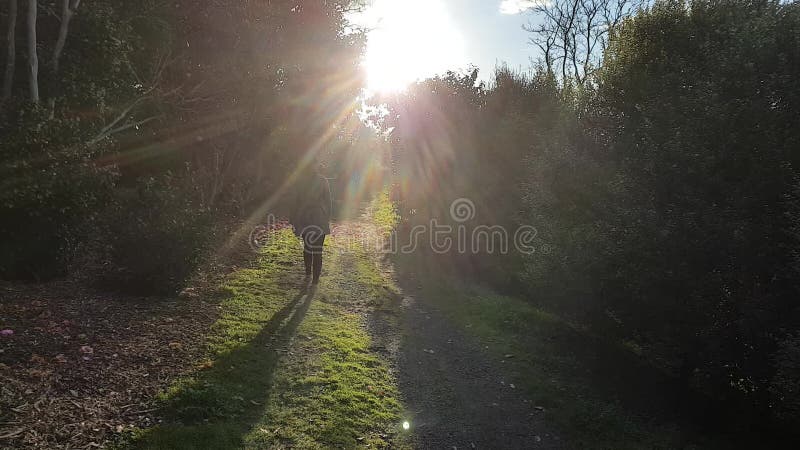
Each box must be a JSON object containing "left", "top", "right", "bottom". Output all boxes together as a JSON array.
[
  {"left": 314, "top": 160, "right": 327, "bottom": 177},
  {"left": 295, "top": 158, "right": 322, "bottom": 186}
]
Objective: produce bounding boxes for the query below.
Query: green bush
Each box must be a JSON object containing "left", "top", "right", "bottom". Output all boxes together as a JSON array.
[
  {"left": 0, "top": 106, "right": 118, "bottom": 280},
  {"left": 100, "top": 175, "right": 215, "bottom": 295},
  {"left": 770, "top": 334, "right": 800, "bottom": 425},
  {"left": 593, "top": 0, "right": 800, "bottom": 406},
  {"left": 379, "top": 0, "right": 800, "bottom": 431}
]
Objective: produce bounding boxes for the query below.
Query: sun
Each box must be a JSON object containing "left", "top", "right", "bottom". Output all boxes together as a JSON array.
[{"left": 354, "top": 0, "right": 467, "bottom": 94}]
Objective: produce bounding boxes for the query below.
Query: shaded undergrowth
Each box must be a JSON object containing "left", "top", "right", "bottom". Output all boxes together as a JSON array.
[{"left": 390, "top": 250, "right": 749, "bottom": 450}]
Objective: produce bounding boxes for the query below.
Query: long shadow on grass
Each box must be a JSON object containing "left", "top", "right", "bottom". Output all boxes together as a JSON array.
[{"left": 134, "top": 285, "right": 316, "bottom": 450}]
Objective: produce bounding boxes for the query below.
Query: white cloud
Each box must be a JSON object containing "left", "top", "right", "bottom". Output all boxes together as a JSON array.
[{"left": 499, "top": 0, "right": 545, "bottom": 15}]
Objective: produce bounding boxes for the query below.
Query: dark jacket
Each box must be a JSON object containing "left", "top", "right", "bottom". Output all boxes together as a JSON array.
[{"left": 291, "top": 174, "right": 332, "bottom": 237}]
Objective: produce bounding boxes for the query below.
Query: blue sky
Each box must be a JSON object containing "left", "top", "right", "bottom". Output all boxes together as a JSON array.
[{"left": 448, "top": 0, "right": 541, "bottom": 80}]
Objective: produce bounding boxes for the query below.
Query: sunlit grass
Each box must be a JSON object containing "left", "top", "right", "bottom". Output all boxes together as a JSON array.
[
  {"left": 244, "top": 242, "right": 407, "bottom": 448},
  {"left": 128, "top": 230, "right": 407, "bottom": 449},
  {"left": 367, "top": 189, "right": 399, "bottom": 232}
]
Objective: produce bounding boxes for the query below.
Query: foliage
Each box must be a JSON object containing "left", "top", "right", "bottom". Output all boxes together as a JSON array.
[
  {"left": 770, "top": 334, "right": 800, "bottom": 424},
  {"left": 161, "top": 0, "right": 367, "bottom": 214},
  {"left": 0, "top": 0, "right": 169, "bottom": 280},
  {"left": 100, "top": 175, "right": 214, "bottom": 295},
  {"left": 0, "top": 0, "right": 160, "bottom": 279},
  {"left": 594, "top": 0, "right": 800, "bottom": 412},
  {"left": 0, "top": 0, "right": 367, "bottom": 291},
  {"left": 0, "top": 108, "right": 118, "bottom": 278},
  {"left": 378, "top": 0, "right": 800, "bottom": 434}
]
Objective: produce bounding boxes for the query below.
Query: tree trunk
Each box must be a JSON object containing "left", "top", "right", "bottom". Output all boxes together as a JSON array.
[
  {"left": 26, "top": 0, "right": 37, "bottom": 103},
  {"left": 48, "top": 0, "right": 78, "bottom": 115},
  {"left": 52, "top": 0, "right": 78, "bottom": 75},
  {"left": 2, "top": 0, "right": 17, "bottom": 101}
]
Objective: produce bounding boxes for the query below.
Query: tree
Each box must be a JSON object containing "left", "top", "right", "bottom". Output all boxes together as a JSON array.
[
  {"left": 47, "top": 0, "right": 80, "bottom": 115},
  {"left": 25, "top": 0, "right": 36, "bottom": 102},
  {"left": 1, "top": 0, "right": 16, "bottom": 101},
  {"left": 51, "top": 0, "right": 79, "bottom": 75},
  {"left": 0, "top": 0, "right": 368, "bottom": 285},
  {"left": 594, "top": 0, "right": 800, "bottom": 415},
  {"left": 524, "top": 0, "right": 644, "bottom": 84}
]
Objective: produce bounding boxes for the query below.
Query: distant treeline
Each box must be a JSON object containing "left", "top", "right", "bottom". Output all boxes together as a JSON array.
[{"left": 376, "top": 0, "right": 800, "bottom": 432}]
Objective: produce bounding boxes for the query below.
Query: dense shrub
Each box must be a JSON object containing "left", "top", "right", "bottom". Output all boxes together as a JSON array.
[
  {"left": 594, "top": 0, "right": 800, "bottom": 406},
  {"left": 1, "top": 0, "right": 365, "bottom": 291},
  {"left": 770, "top": 334, "right": 800, "bottom": 424},
  {"left": 380, "top": 0, "right": 800, "bottom": 432},
  {"left": 0, "top": 106, "right": 118, "bottom": 279},
  {"left": 100, "top": 175, "right": 215, "bottom": 296}
]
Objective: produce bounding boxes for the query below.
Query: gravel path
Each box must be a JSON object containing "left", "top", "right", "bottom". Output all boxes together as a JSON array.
[
  {"left": 392, "top": 294, "right": 561, "bottom": 449},
  {"left": 356, "top": 213, "right": 561, "bottom": 450}
]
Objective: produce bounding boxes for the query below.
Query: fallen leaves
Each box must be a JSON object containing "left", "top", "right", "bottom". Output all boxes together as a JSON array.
[
  {"left": 196, "top": 360, "right": 214, "bottom": 370},
  {"left": 27, "top": 368, "right": 52, "bottom": 379},
  {"left": 0, "top": 427, "right": 25, "bottom": 440},
  {"left": 0, "top": 278, "right": 224, "bottom": 449},
  {"left": 178, "top": 287, "right": 199, "bottom": 299}
]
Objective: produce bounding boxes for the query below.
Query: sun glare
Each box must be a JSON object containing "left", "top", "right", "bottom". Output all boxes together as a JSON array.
[{"left": 355, "top": 0, "right": 467, "bottom": 94}]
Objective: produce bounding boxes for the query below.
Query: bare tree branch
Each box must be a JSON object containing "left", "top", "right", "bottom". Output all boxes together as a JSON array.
[
  {"left": 563, "top": 0, "right": 581, "bottom": 81},
  {"left": 89, "top": 96, "right": 149, "bottom": 143},
  {"left": 88, "top": 114, "right": 161, "bottom": 145},
  {"left": 525, "top": 0, "right": 642, "bottom": 85},
  {"left": 87, "top": 51, "right": 178, "bottom": 146}
]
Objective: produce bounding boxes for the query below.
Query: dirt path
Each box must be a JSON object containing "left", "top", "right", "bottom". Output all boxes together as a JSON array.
[
  {"left": 391, "top": 293, "right": 559, "bottom": 449},
  {"left": 353, "top": 216, "right": 560, "bottom": 449}
]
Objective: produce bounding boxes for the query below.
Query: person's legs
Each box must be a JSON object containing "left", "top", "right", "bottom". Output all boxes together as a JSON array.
[
  {"left": 302, "top": 235, "right": 313, "bottom": 279},
  {"left": 310, "top": 234, "right": 326, "bottom": 284}
]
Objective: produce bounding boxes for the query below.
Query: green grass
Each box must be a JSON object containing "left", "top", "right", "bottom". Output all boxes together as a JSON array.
[
  {"left": 244, "top": 242, "right": 407, "bottom": 449},
  {"left": 366, "top": 190, "right": 399, "bottom": 232},
  {"left": 122, "top": 189, "right": 713, "bottom": 449},
  {"left": 129, "top": 230, "right": 408, "bottom": 449}
]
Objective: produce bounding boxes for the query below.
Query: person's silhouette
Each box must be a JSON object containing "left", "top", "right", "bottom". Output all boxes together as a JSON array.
[{"left": 290, "top": 165, "right": 332, "bottom": 285}]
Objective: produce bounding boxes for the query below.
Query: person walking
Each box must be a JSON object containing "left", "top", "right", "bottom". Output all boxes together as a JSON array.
[{"left": 291, "top": 166, "right": 332, "bottom": 285}]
